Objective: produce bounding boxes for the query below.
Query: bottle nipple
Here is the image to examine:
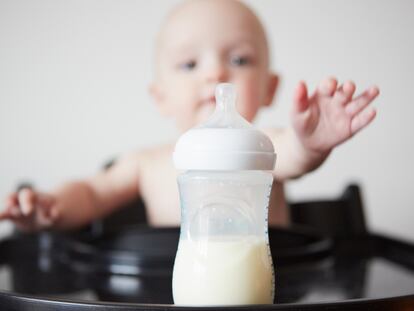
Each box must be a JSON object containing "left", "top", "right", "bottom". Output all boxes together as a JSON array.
[
  {"left": 215, "top": 83, "right": 236, "bottom": 114},
  {"left": 200, "top": 83, "right": 250, "bottom": 129}
]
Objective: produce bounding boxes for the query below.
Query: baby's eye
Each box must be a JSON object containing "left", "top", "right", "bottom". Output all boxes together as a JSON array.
[
  {"left": 179, "top": 60, "right": 197, "bottom": 71},
  {"left": 230, "top": 55, "right": 251, "bottom": 66}
]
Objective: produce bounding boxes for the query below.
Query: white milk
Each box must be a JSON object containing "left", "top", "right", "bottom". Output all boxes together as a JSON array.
[{"left": 172, "top": 236, "right": 274, "bottom": 305}]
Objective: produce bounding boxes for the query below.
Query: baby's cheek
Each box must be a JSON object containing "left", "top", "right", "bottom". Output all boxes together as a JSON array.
[{"left": 236, "top": 100, "right": 259, "bottom": 122}]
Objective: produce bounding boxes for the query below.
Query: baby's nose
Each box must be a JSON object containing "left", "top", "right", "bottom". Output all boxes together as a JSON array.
[{"left": 205, "top": 61, "right": 228, "bottom": 83}]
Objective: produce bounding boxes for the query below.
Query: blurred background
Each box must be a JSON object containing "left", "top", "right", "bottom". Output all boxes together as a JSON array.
[{"left": 0, "top": 0, "right": 413, "bottom": 239}]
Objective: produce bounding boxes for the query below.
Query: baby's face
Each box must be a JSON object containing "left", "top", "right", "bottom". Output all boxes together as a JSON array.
[{"left": 151, "top": 0, "right": 277, "bottom": 132}]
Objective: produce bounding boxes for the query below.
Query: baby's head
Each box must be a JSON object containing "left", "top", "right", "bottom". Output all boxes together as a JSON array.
[{"left": 150, "top": 0, "right": 278, "bottom": 132}]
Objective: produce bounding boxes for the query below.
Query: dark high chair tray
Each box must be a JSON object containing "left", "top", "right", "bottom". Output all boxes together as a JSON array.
[
  {"left": 1, "top": 226, "right": 414, "bottom": 310},
  {"left": 61, "top": 226, "right": 332, "bottom": 276}
]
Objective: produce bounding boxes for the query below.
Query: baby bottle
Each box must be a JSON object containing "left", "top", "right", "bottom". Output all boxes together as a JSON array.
[{"left": 172, "top": 83, "right": 276, "bottom": 306}]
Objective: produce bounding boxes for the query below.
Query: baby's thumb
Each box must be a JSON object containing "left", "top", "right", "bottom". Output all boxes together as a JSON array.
[
  {"left": 18, "top": 188, "right": 36, "bottom": 216},
  {"left": 292, "top": 81, "right": 309, "bottom": 114}
]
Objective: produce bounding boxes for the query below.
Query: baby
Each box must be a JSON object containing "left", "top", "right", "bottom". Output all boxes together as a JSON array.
[{"left": 0, "top": 0, "right": 379, "bottom": 231}]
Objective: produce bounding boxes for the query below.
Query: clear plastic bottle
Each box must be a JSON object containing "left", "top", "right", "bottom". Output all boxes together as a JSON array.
[{"left": 172, "top": 83, "right": 276, "bottom": 306}]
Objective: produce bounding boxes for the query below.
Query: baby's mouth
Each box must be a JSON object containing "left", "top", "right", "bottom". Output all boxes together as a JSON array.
[
  {"left": 201, "top": 96, "right": 216, "bottom": 106},
  {"left": 197, "top": 98, "right": 216, "bottom": 122}
]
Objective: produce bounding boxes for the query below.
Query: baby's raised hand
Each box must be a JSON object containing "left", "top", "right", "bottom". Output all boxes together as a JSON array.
[
  {"left": 0, "top": 188, "right": 59, "bottom": 232},
  {"left": 291, "top": 77, "right": 379, "bottom": 154}
]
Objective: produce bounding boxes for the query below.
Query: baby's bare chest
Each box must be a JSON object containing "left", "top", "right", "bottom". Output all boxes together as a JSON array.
[
  {"left": 138, "top": 157, "right": 181, "bottom": 226},
  {"left": 137, "top": 153, "right": 286, "bottom": 227}
]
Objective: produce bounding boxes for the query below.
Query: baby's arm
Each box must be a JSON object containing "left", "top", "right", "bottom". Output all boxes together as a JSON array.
[
  {"left": 1, "top": 152, "right": 143, "bottom": 231},
  {"left": 265, "top": 77, "right": 379, "bottom": 180}
]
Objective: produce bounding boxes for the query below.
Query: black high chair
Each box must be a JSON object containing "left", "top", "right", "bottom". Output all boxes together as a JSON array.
[
  {"left": 3, "top": 163, "right": 414, "bottom": 310},
  {"left": 289, "top": 184, "right": 367, "bottom": 237}
]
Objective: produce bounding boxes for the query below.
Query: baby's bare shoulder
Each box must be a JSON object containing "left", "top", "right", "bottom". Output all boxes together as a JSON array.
[
  {"left": 92, "top": 144, "right": 174, "bottom": 187},
  {"left": 119, "top": 144, "right": 175, "bottom": 169}
]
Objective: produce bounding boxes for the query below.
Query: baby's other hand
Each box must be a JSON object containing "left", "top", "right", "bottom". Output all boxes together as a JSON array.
[
  {"left": 0, "top": 188, "right": 59, "bottom": 232},
  {"left": 291, "top": 77, "right": 379, "bottom": 153}
]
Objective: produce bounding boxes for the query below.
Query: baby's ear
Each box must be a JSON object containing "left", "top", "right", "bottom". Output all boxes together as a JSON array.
[
  {"left": 264, "top": 73, "right": 279, "bottom": 107},
  {"left": 149, "top": 82, "right": 169, "bottom": 116}
]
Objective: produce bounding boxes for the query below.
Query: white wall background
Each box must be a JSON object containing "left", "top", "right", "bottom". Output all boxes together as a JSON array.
[{"left": 0, "top": 0, "right": 413, "bottom": 239}]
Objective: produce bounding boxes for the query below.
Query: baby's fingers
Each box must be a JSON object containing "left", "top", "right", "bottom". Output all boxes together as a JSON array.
[
  {"left": 345, "top": 87, "right": 379, "bottom": 118},
  {"left": 293, "top": 81, "right": 309, "bottom": 113},
  {"left": 18, "top": 188, "right": 36, "bottom": 216},
  {"left": 5, "top": 192, "right": 18, "bottom": 208},
  {"left": 0, "top": 205, "right": 24, "bottom": 220},
  {"left": 332, "top": 81, "right": 356, "bottom": 106},
  {"left": 351, "top": 107, "right": 377, "bottom": 134},
  {"left": 316, "top": 77, "right": 338, "bottom": 97},
  {"left": 0, "top": 208, "right": 12, "bottom": 220},
  {"left": 0, "top": 193, "right": 20, "bottom": 220}
]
